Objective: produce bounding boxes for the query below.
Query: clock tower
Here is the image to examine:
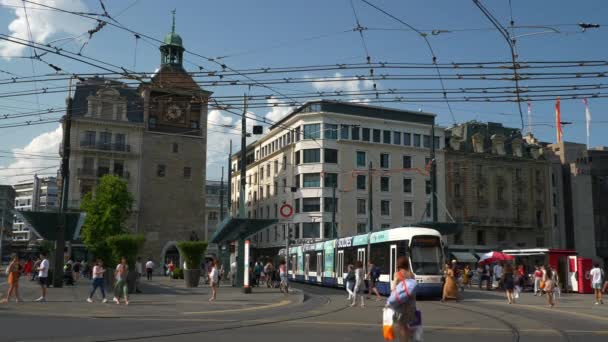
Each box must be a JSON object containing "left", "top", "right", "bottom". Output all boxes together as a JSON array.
[{"left": 138, "top": 11, "right": 211, "bottom": 263}]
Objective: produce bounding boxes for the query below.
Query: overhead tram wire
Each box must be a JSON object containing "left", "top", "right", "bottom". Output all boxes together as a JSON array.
[{"left": 359, "top": 0, "right": 457, "bottom": 124}]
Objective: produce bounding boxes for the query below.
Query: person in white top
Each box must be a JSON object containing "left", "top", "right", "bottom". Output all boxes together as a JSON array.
[
  {"left": 590, "top": 263, "right": 604, "bottom": 305},
  {"left": 230, "top": 261, "right": 237, "bottom": 287},
  {"left": 135, "top": 257, "right": 143, "bottom": 293},
  {"left": 209, "top": 260, "right": 219, "bottom": 302},
  {"left": 87, "top": 259, "right": 107, "bottom": 303},
  {"left": 35, "top": 252, "right": 50, "bottom": 302},
  {"left": 350, "top": 260, "right": 365, "bottom": 308},
  {"left": 145, "top": 259, "right": 155, "bottom": 280}
]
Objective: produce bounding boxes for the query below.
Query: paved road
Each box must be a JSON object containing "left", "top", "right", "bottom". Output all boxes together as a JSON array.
[{"left": 0, "top": 278, "right": 607, "bottom": 341}]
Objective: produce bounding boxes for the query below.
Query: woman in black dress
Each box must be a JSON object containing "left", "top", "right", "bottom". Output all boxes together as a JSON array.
[{"left": 502, "top": 263, "right": 515, "bottom": 304}]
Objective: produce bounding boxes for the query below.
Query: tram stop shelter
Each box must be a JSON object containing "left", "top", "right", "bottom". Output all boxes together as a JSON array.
[
  {"left": 210, "top": 218, "right": 277, "bottom": 288},
  {"left": 18, "top": 211, "right": 84, "bottom": 243}
]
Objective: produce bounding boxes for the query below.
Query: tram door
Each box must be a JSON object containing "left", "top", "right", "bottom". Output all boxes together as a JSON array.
[
  {"left": 316, "top": 253, "right": 323, "bottom": 283},
  {"left": 389, "top": 244, "right": 398, "bottom": 283},
  {"left": 357, "top": 248, "right": 366, "bottom": 273},
  {"left": 337, "top": 250, "right": 344, "bottom": 285},
  {"left": 304, "top": 254, "right": 310, "bottom": 281},
  {"left": 291, "top": 255, "right": 297, "bottom": 279}
]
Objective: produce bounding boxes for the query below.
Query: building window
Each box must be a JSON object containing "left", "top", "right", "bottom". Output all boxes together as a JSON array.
[
  {"left": 413, "top": 134, "right": 421, "bottom": 147},
  {"left": 403, "top": 133, "right": 411, "bottom": 146},
  {"left": 323, "top": 197, "right": 338, "bottom": 212},
  {"left": 208, "top": 211, "right": 218, "bottom": 221},
  {"left": 380, "top": 153, "right": 390, "bottom": 169},
  {"left": 295, "top": 127, "right": 301, "bottom": 142},
  {"left": 477, "top": 230, "right": 486, "bottom": 245},
  {"left": 536, "top": 237, "right": 545, "bottom": 248},
  {"left": 302, "top": 222, "right": 320, "bottom": 238},
  {"left": 183, "top": 167, "right": 191, "bottom": 179},
  {"left": 403, "top": 178, "right": 412, "bottom": 193},
  {"left": 323, "top": 222, "right": 336, "bottom": 239},
  {"left": 383, "top": 130, "right": 391, "bottom": 144},
  {"left": 260, "top": 167, "right": 264, "bottom": 180},
  {"left": 260, "top": 187, "right": 264, "bottom": 199},
  {"left": 393, "top": 132, "right": 401, "bottom": 145},
  {"left": 82, "top": 130, "right": 96, "bottom": 146},
  {"left": 324, "top": 124, "right": 338, "bottom": 139},
  {"left": 497, "top": 230, "right": 506, "bottom": 242},
  {"left": 403, "top": 155, "right": 412, "bottom": 169},
  {"left": 454, "top": 232, "right": 463, "bottom": 245},
  {"left": 274, "top": 160, "right": 279, "bottom": 173},
  {"left": 373, "top": 129, "right": 381, "bottom": 143},
  {"left": 497, "top": 185, "right": 504, "bottom": 201},
  {"left": 324, "top": 148, "right": 338, "bottom": 163},
  {"left": 425, "top": 202, "right": 431, "bottom": 218},
  {"left": 273, "top": 181, "right": 278, "bottom": 196},
  {"left": 282, "top": 178, "right": 287, "bottom": 193},
  {"left": 380, "top": 177, "right": 390, "bottom": 192},
  {"left": 454, "top": 183, "right": 461, "bottom": 198},
  {"left": 536, "top": 210, "right": 543, "bottom": 227},
  {"left": 302, "top": 149, "right": 321, "bottom": 163},
  {"left": 190, "top": 120, "right": 199, "bottom": 129},
  {"left": 172, "top": 143, "right": 179, "bottom": 153},
  {"left": 340, "top": 125, "right": 349, "bottom": 139},
  {"left": 356, "top": 175, "right": 366, "bottom": 190},
  {"left": 381, "top": 224, "right": 390, "bottom": 230},
  {"left": 99, "top": 132, "right": 112, "bottom": 150},
  {"left": 274, "top": 204, "right": 278, "bottom": 218},
  {"left": 425, "top": 180, "right": 431, "bottom": 195},
  {"left": 362, "top": 127, "right": 370, "bottom": 141},
  {"left": 266, "top": 184, "right": 271, "bottom": 197},
  {"left": 303, "top": 173, "right": 321, "bottom": 188},
  {"left": 282, "top": 155, "right": 287, "bottom": 170},
  {"left": 295, "top": 198, "right": 300, "bottom": 213},
  {"left": 351, "top": 126, "right": 360, "bottom": 140},
  {"left": 266, "top": 206, "right": 270, "bottom": 219},
  {"left": 295, "top": 175, "right": 300, "bottom": 188},
  {"left": 356, "top": 151, "right": 366, "bottom": 168},
  {"left": 295, "top": 150, "right": 300, "bottom": 165},
  {"left": 267, "top": 164, "right": 271, "bottom": 178},
  {"left": 157, "top": 164, "right": 166, "bottom": 177},
  {"left": 302, "top": 198, "right": 321, "bottom": 212},
  {"left": 423, "top": 135, "right": 431, "bottom": 148},
  {"left": 381, "top": 200, "right": 391, "bottom": 216},
  {"left": 433, "top": 136, "right": 440, "bottom": 149},
  {"left": 403, "top": 201, "right": 413, "bottom": 217},
  {"left": 324, "top": 173, "right": 338, "bottom": 188},
  {"left": 149, "top": 116, "right": 157, "bottom": 128},
  {"left": 357, "top": 223, "right": 367, "bottom": 234},
  {"left": 357, "top": 199, "right": 366, "bottom": 215},
  {"left": 303, "top": 124, "right": 321, "bottom": 139}
]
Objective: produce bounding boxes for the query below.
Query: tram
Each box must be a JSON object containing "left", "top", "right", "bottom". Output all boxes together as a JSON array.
[{"left": 285, "top": 226, "right": 445, "bottom": 297}]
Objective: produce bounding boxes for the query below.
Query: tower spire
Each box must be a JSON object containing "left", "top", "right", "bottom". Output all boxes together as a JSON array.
[{"left": 171, "top": 9, "right": 176, "bottom": 33}]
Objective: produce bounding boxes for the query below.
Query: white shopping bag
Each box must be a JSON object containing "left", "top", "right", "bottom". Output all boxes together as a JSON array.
[
  {"left": 514, "top": 286, "right": 520, "bottom": 299},
  {"left": 412, "top": 325, "right": 424, "bottom": 342},
  {"left": 382, "top": 307, "right": 395, "bottom": 340}
]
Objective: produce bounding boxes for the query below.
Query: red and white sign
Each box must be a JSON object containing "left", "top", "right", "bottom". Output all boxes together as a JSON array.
[{"left": 280, "top": 204, "right": 293, "bottom": 218}]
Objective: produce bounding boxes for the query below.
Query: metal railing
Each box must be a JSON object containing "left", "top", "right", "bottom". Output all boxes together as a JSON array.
[{"left": 79, "top": 141, "right": 131, "bottom": 152}]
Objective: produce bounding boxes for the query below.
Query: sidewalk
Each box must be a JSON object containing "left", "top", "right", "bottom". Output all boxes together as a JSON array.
[{"left": 0, "top": 276, "right": 302, "bottom": 319}]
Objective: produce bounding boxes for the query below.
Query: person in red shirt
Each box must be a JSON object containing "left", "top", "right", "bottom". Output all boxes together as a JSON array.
[
  {"left": 533, "top": 266, "right": 543, "bottom": 296},
  {"left": 22, "top": 258, "right": 33, "bottom": 278}
]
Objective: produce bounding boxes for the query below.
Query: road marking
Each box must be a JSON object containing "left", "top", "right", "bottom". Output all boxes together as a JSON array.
[
  {"left": 182, "top": 299, "right": 291, "bottom": 315},
  {"left": 489, "top": 302, "right": 608, "bottom": 324}
]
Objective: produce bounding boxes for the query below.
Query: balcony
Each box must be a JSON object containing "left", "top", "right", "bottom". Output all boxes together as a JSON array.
[
  {"left": 80, "top": 141, "right": 131, "bottom": 153},
  {"left": 77, "top": 168, "right": 130, "bottom": 180}
]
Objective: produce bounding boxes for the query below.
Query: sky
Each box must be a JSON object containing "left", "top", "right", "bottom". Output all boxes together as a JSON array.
[{"left": 0, "top": 0, "right": 607, "bottom": 184}]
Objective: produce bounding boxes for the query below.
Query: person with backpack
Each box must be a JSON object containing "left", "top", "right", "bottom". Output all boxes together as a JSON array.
[
  {"left": 254, "top": 261, "right": 263, "bottom": 287},
  {"left": 391, "top": 256, "right": 418, "bottom": 342},
  {"left": 345, "top": 264, "right": 355, "bottom": 300},
  {"left": 367, "top": 261, "right": 381, "bottom": 301}
]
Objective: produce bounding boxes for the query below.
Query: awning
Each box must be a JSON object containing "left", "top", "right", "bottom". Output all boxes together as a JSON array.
[
  {"left": 18, "top": 211, "right": 84, "bottom": 241},
  {"left": 450, "top": 252, "right": 478, "bottom": 263},
  {"left": 210, "top": 217, "right": 278, "bottom": 244}
]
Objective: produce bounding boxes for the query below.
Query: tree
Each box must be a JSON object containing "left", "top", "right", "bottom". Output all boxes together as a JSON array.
[
  {"left": 106, "top": 234, "right": 145, "bottom": 267},
  {"left": 80, "top": 175, "right": 134, "bottom": 261}
]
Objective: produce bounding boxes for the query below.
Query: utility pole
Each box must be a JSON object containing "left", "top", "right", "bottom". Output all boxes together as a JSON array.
[
  {"left": 367, "top": 161, "right": 373, "bottom": 233},
  {"left": 55, "top": 77, "right": 74, "bottom": 288},
  {"left": 236, "top": 94, "right": 247, "bottom": 290},
  {"left": 331, "top": 183, "right": 337, "bottom": 238},
  {"left": 0, "top": 215, "right": 4, "bottom": 264},
  {"left": 227, "top": 140, "right": 232, "bottom": 215},
  {"left": 220, "top": 166, "right": 225, "bottom": 221},
  {"left": 431, "top": 123, "right": 438, "bottom": 223}
]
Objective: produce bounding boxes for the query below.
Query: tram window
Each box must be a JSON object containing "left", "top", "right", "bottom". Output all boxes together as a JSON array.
[
  {"left": 308, "top": 252, "right": 317, "bottom": 271},
  {"left": 369, "top": 242, "right": 390, "bottom": 275},
  {"left": 342, "top": 247, "right": 357, "bottom": 273}
]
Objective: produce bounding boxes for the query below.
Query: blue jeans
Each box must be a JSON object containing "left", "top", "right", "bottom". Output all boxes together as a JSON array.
[{"left": 89, "top": 278, "right": 106, "bottom": 299}]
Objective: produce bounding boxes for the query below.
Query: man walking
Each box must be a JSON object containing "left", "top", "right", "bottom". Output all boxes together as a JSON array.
[
  {"left": 493, "top": 262, "right": 503, "bottom": 290},
  {"left": 145, "top": 258, "right": 154, "bottom": 280},
  {"left": 35, "top": 252, "right": 49, "bottom": 302},
  {"left": 590, "top": 263, "right": 604, "bottom": 305}
]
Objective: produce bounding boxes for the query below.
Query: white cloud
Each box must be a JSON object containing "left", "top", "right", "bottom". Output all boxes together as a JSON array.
[
  {"left": 0, "top": 125, "right": 62, "bottom": 185},
  {"left": 0, "top": 0, "right": 90, "bottom": 57},
  {"left": 264, "top": 98, "right": 293, "bottom": 123},
  {"left": 311, "top": 72, "right": 375, "bottom": 93}
]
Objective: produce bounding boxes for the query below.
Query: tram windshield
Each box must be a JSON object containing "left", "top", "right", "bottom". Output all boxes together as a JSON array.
[{"left": 410, "top": 235, "right": 443, "bottom": 275}]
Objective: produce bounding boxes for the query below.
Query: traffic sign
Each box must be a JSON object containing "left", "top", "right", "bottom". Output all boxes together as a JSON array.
[{"left": 280, "top": 203, "right": 293, "bottom": 218}]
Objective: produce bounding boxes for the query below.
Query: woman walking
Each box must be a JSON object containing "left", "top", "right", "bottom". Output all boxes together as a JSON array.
[
  {"left": 22, "top": 258, "right": 32, "bottom": 280},
  {"left": 279, "top": 260, "right": 288, "bottom": 294},
  {"left": 209, "top": 260, "right": 219, "bottom": 302},
  {"left": 87, "top": 259, "right": 107, "bottom": 303},
  {"left": 345, "top": 264, "right": 355, "bottom": 300},
  {"left": 462, "top": 265, "right": 472, "bottom": 288},
  {"left": 350, "top": 261, "right": 365, "bottom": 308},
  {"left": 543, "top": 266, "right": 555, "bottom": 308},
  {"left": 113, "top": 257, "right": 129, "bottom": 305},
  {"left": 442, "top": 263, "right": 459, "bottom": 302},
  {"left": 2, "top": 255, "right": 22, "bottom": 303},
  {"left": 502, "top": 264, "right": 515, "bottom": 304},
  {"left": 391, "top": 256, "right": 417, "bottom": 342}
]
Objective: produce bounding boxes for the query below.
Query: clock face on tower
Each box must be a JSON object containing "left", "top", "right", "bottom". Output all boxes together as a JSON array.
[{"left": 166, "top": 104, "right": 183, "bottom": 122}]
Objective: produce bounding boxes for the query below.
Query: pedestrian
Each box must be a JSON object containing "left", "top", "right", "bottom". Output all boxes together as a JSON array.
[
  {"left": 279, "top": 260, "right": 288, "bottom": 294},
  {"left": 462, "top": 265, "right": 472, "bottom": 288},
  {"left": 167, "top": 260, "right": 175, "bottom": 279},
  {"left": 350, "top": 260, "right": 365, "bottom": 308},
  {"left": 493, "top": 262, "right": 503, "bottom": 290},
  {"left": 145, "top": 258, "right": 154, "bottom": 280},
  {"left": 113, "top": 257, "right": 129, "bottom": 305},
  {"left": 590, "top": 263, "right": 604, "bottom": 305},
  {"left": 502, "top": 264, "right": 515, "bottom": 304},
  {"left": 134, "top": 257, "right": 143, "bottom": 293},
  {"left": 22, "top": 258, "right": 32, "bottom": 279},
  {"left": 35, "top": 252, "right": 49, "bottom": 302},
  {"left": 543, "top": 266, "right": 555, "bottom": 308},
  {"left": 533, "top": 266, "right": 543, "bottom": 296},
  {"left": 367, "top": 261, "right": 381, "bottom": 301},
  {"left": 87, "top": 259, "right": 107, "bottom": 303},
  {"left": 345, "top": 264, "right": 355, "bottom": 300},
  {"left": 391, "top": 256, "right": 418, "bottom": 342},
  {"left": 550, "top": 266, "right": 561, "bottom": 300},
  {"left": 452, "top": 260, "right": 464, "bottom": 292},
  {"left": 442, "top": 263, "right": 459, "bottom": 302},
  {"left": 477, "top": 263, "right": 487, "bottom": 289},
  {"left": 230, "top": 260, "right": 237, "bottom": 287},
  {"left": 253, "top": 261, "right": 262, "bottom": 287},
  {"left": 1, "top": 255, "right": 22, "bottom": 303},
  {"left": 73, "top": 260, "right": 81, "bottom": 283},
  {"left": 209, "top": 260, "right": 219, "bottom": 301},
  {"left": 32, "top": 257, "right": 41, "bottom": 281},
  {"left": 264, "top": 261, "right": 275, "bottom": 288}
]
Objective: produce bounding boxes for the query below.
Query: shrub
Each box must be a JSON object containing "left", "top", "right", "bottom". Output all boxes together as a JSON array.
[
  {"left": 177, "top": 241, "right": 208, "bottom": 269},
  {"left": 172, "top": 268, "right": 184, "bottom": 279},
  {"left": 106, "top": 234, "right": 145, "bottom": 268}
]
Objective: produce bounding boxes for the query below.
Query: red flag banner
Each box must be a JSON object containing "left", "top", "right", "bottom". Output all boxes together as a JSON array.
[{"left": 556, "top": 97, "right": 563, "bottom": 142}]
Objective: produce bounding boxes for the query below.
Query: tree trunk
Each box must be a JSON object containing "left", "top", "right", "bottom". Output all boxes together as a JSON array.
[{"left": 184, "top": 269, "right": 201, "bottom": 288}]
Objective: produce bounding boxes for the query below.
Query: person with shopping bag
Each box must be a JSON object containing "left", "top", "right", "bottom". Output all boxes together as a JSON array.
[{"left": 384, "top": 256, "right": 420, "bottom": 341}]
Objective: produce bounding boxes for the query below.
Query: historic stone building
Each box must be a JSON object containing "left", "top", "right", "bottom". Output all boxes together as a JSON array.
[
  {"left": 444, "top": 122, "right": 553, "bottom": 256},
  {"left": 63, "top": 18, "right": 209, "bottom": 263}
]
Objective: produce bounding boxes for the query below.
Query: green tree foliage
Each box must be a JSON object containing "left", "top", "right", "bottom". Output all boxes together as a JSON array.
[
  {"left": 177, "top": 241, "right": 208, "bottom": 269},
  {"left": 106, "top": 234, "right": 145, "bottom": 267},
  {"left": 80, "top": 175, "right": 134, "bottom": 261}
]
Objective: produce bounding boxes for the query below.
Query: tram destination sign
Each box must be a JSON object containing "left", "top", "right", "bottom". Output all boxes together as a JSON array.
[{"left": 337, "top": 237, "right": 353, "bottom": 248}]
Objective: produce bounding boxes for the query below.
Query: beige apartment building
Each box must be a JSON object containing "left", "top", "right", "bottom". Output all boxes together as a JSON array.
[{"left": 230, "top": 101, "right": 446, "bottom": 254}]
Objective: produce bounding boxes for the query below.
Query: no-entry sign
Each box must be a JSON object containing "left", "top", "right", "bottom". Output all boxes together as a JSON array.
[{"left": 280, "top": 204, "right": 293, "bottom": 218}]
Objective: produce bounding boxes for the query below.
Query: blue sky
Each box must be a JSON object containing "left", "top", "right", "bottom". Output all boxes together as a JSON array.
[{"left": 0, "top": 0, "right": 607, "bottom": 183}]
